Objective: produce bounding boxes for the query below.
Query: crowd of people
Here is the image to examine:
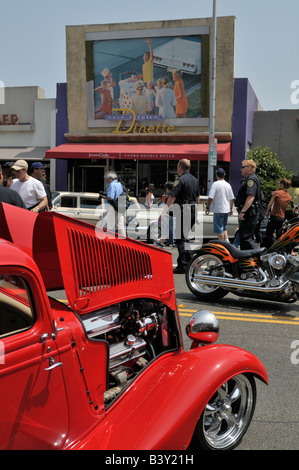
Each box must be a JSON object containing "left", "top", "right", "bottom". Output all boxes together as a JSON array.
[
  {"left": 0, "top": 159, "right": 51, "bottom": 212},
  {"left": 205, "top": 159, "right": 294, "bottom": 252},
  {"left": 0, "top": 157, "right": 295, "bottom": 276},
  {"left": 156, "top": 158, "right": 295, "bottom": 273}
]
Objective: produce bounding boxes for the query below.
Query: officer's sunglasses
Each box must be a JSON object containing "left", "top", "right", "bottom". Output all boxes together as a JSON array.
[{"left": 241, "top": 165, "right": 249, "bottom": 169}]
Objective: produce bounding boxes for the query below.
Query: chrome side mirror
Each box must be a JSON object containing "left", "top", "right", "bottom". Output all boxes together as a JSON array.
[{"left": 186, "top": 310, "right": 219, "bottom": 348}]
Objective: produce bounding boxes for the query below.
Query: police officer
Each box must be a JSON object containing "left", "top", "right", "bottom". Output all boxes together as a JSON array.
[
  {"left": 235, "top": 159, "right": 261, "bottom": 250},
  {"left": 159, "top": 159, "right": 200, "bottom": 273}
]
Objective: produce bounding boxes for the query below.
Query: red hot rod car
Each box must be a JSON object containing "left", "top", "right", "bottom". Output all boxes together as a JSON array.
[{"left": 0, "top": 203, "right": 267, "bottom": 450}]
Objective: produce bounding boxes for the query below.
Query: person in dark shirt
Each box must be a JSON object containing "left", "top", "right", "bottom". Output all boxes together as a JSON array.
[
  {"left": 159, "top": 159, "right": 200, "bottom": 273},
  {"left": 30, "top": 162, "right": 52, "bottom": 210},
  {"left": 234, "top": 159, "right": 261, "bottom": 250},
  {"left": 265, "top": 178, "right": 293, "bottom": 247},
  {"left": 0, "top": 164, "right": 26, "bottom": 208}
]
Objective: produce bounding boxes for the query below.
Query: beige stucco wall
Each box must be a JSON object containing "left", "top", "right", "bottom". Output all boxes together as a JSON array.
[
  {"left": 66, "top": 16, "right": 235, "bottom": 138},
  {"left": 0, "top": 86, "right": 56, "bottom": 147}
]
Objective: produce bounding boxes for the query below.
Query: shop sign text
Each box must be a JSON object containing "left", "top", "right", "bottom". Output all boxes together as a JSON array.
[
  {"left": 0, "top": 114, "right": 19, "bottom": 125},
  {"left": 107, "top": 109, "right": 176, "bottom": 135}
]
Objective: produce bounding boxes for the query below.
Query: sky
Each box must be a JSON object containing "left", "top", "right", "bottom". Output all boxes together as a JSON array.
[{"left": 1, "top": 0, "right": 299, "bottom": 111}]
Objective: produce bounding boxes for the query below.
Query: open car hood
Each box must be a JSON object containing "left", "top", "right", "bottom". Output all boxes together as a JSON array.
[
  {"left": 0, "top": 204, "right": 175, "bottom": 314},
  {"left": 0, "top": 202, "right": 38, "bottom": 256}
]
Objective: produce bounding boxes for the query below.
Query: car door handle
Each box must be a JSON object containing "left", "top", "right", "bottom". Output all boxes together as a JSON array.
[
  {"left": 52, "top": 319, "right": 64, "bottom": 340},
  {"left": 44, "top": 356, "right": 63, "bottom": 371}
]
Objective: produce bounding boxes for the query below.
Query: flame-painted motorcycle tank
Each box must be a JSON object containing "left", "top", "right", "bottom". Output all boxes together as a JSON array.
[{"left": 268, "top": 223, "right": 299, "bottom": 253}]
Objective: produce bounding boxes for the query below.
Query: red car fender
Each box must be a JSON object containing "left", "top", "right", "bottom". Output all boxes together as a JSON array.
[{"left": 71, "top": 344, "right": 268, "bottom": 450}]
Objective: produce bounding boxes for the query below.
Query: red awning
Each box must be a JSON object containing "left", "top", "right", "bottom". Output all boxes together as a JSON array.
[{"left": 46, "top": 142, "right": 231, "bottom": 162}]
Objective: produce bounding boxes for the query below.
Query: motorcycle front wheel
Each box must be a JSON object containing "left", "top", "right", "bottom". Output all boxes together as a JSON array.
[
  {"left": 191, "top": 374, "right": 256, "bottom": 451},
  {"left": 186, "top": 253, "right": 228, "bottom": 300}
]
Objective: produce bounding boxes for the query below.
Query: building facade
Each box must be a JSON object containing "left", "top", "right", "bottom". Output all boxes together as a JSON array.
[
  {"left": 252, "top": 109, "right": 299, "bottom": 174},
  {"left": 0, "top": 86, "right": 56, "bottom": 189},
  {"left": 48, "top": 17, "right": 236, "bottom": 197},
  {"left": 230, "top": 78, "right": 261, "bottom": 194}
]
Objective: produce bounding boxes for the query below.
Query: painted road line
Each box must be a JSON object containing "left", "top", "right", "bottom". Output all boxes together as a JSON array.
[
  {"left": 57, "top": 299, "right": 299, "bottom": 326},
  {"left": 178, "top": 307, "right": 299, "bottom": 321},
  {"left": 178, "top": 307, "right": 299, "bottom": 326}
]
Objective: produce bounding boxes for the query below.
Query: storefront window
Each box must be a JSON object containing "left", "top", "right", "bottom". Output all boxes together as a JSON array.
[
  {"left": 138, "top": 161, "right": 168, "bottom": 199},
  {"left": 113, "top": 160, "right": 136, "bottom": 195},
  {"left": 112, "top": 160, "right": 171, "bottom": 199},
  {"left": 68, "top": 157, "right": 220, "bottom": 198},
  {"left": 70, "top": 160, "right": 107, "bottom": 193}
]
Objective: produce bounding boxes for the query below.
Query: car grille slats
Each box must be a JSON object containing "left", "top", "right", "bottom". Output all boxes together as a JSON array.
[{"left": 67, "top": 227, "right": 153, "bottom": 298}]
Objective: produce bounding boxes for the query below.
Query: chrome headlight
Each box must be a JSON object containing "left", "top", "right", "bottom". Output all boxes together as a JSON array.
[{"left": 186, "top": 310, "right": 219, "bottom": 347}]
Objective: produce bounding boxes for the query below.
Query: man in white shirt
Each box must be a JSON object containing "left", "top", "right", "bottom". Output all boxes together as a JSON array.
[
  {"left": 11, "top": 160, "right": 47, "bottom": 212},
  {"left": 205, "top": 168, "right": 234, "bottom": 241}
]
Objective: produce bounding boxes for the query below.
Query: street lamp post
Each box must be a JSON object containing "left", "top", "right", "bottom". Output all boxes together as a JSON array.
[{"left": 207, "top": 0, "right": 217, "bottom": 193}]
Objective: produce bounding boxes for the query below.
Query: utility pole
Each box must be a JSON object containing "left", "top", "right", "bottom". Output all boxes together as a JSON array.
[{"left": 207, "top": 0, "right": 217, "bottom": 193}]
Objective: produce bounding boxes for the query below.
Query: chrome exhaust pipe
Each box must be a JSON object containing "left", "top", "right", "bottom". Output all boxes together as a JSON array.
[
  {"left": 192, "top": 268, "right": 289, "bottom": 293},
  {"left": 193, "top": 268, "right": 267, "bottom": 286}
]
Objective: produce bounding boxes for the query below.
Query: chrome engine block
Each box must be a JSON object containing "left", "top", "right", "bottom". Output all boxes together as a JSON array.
[{"left": 81, "top": 299, "right": 171, "bottom": 404}]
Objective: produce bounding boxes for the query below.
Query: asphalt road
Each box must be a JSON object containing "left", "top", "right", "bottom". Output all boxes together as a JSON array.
[{"left": 171, "top": 247, "right": 299, "bottom": 451}]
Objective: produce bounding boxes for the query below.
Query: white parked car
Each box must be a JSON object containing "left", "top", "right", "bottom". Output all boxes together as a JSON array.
[
  {"left": 126, "top": 196, "right": 239, "bottom": 243},
  {"left": 51, "top": 192, "right": 105, "bottom": 225},
  {"left": 51, "top": 192, "right": 142, "bottom": 226},
  {"left": 51, "top": 192, "right": 239, "bottom": 244}
]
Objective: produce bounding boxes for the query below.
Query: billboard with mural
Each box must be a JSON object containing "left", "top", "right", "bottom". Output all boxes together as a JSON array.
[{"left": 85, "top": 26, "right": 210, "bottom": 132}]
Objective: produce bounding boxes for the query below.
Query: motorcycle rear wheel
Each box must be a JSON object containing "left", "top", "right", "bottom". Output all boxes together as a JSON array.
[{"left": 186, "top": 253, "right": 228, "bottom": 300}]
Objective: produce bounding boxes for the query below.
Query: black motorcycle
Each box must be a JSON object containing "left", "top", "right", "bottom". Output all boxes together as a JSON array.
[{"left": 186, "top": 218, "right": 299, "bottom": 303}]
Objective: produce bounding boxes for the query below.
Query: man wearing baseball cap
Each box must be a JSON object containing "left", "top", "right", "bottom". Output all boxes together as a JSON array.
[
  {"left": 11, "top": 160, "right": 47, "bottom": 212},
  {"left": 30, "top": 162, "right": 51, "bottom": 209},
  {"left": 30, "top": 161, "right": 44, "bottom": 177}
]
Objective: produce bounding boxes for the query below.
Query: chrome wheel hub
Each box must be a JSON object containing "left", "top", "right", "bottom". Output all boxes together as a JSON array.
[
  {"left": 188, "top": 254, "right": 224, "bottom": 294},
  {"left": 203, "top": 374, "right": 255, "bottom": 450}
]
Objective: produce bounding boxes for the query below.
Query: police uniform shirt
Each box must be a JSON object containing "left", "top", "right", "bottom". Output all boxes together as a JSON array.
[
  {"left": 170, "top": 172, "right": 200, "bottom": 206},
  {"left": 237, "top": 173, "right": 259, "bottom": 207}
]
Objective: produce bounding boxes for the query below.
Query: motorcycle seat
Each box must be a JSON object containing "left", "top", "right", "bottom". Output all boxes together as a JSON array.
[{"left": 208, "top": 240, "right": 267, "bottom": 259}]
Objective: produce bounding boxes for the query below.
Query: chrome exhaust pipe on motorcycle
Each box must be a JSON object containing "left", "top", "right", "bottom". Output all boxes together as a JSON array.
[
  {"left": 192, "top": 268, "right": 290, "bottom": 293},
  {"left": 193, "top": 268, "right": 267, "bottom": 286}
]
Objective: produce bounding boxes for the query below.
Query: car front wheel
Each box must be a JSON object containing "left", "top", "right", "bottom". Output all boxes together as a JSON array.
[{"left": 191, "top": 374, "right": 256, "bottom": 450}]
